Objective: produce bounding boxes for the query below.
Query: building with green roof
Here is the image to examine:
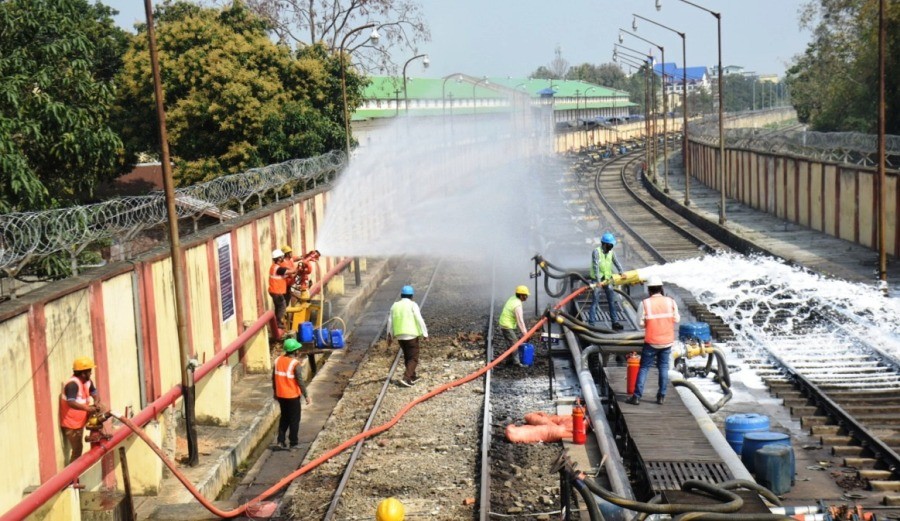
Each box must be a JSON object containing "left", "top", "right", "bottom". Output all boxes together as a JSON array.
[{"left": 353, "top": 75, "right": 636, "bottom": 123}]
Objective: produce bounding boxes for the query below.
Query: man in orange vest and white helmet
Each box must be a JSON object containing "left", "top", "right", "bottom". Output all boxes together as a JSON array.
[
  {"left": 60, "top": 357, "right": 105, "bottom": 463},
  {"left": 272, "top": 339, "right": 311, "bottom": 450},
  {"left": 625, "top": 276, "right": 680, "bottom": 406}
]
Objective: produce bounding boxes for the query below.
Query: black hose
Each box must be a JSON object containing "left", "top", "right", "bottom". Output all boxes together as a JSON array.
[
  {"left": 672, "top": 379, "right": 733, "bottom": 413},
  {"left": 635, "top": 495, "right": 663, "bottom": 521},
  {"left": 674, "top": 513, "right": 795, "bottom": 521},
  {"left": 717, "top": 479, "right": 782, "bottom": 507},
  {"left": 712, "top": 348, "right": 732, "bottom": 388},
  {"left": 582, "top": 477, "right": 743, "bottom": 514},
  {"left": 573, "top": 478, "right": 605, "bottom": 521}
]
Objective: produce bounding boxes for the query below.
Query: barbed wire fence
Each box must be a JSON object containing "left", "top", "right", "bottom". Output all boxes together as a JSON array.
[
  {"left": 0, "top": 151, "right": 346, "bottom": 299},
  {"left": 690, "top": 115, "right": 900, "bottom": 168}
]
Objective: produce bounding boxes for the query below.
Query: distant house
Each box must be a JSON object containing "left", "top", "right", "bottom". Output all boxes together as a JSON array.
[{"left": 653, "top": 63, "right": 711, "bottom": 95}]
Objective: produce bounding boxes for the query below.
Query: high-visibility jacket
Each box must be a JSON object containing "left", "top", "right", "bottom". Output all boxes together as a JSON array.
[
  {"left": 591, "top": 248, "right": 616, "bottom": 280},
  {"left": 268, "top": 262, "right": 288, "bottom": 295},
  {"left": 391, "top": 298, "right": 423, "bottom": 337},
  {"left": 642, "top": 295, "right": 678, "bottom": 346},
  {"left": 59, "top": 376, "right": 91, "bottom": 429},
  {"left": 498, "top": 296, "right": 522, "bottom": 330},
  {"left": 281, "top": 257, "right": 296, "bottom": 288},
  {"left": 274, "top": 355, "right": 302, "bottom": 399}
]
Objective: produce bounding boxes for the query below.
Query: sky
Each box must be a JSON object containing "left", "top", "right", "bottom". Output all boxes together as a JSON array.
[{"left": 108, "top": 0, "right": 812, "bottom": 78}]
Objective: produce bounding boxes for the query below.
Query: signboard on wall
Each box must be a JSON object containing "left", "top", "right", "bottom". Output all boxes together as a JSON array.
[{"left": 216, "top": 234, "right": 235, "bottom": 322}]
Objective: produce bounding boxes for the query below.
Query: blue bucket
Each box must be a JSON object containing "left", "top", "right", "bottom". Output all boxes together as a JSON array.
[
  {"left": 315, "top": 327, "right": 330, "bottom": 348},
  {"left": 518, "top": 343, "right": 535, "bottom": 367},
  {"left": 725, "top": 413, "right": 770, "bottom": 455},
  {"left": 679, "top": 322, "right": 712, "bottom": 343},
  {"left": 754, "top": 445, "right": 793, "bottom": 495},
  {"left": 742, "top": 431, "right": 794, "bottom": 479},
  {"left": 299, "top": 322, "right": 314, "bottom": 342},
  {"left": 330, "top": 329, "right": 345, "bottom": 349}
]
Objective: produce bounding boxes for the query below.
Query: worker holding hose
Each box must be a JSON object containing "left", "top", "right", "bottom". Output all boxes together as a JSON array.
[
  {"left": 60, "top": 356, "right": 106, "bottom": 464},
  {"left": 387, "top": 285, "right": 429, "bottom": 387},
  {"left": 589, "top": 232, "right": 624, "bottom": 330},
  {"left": 497, "top": 285, "right": 530, "bottom": 366},
  {"left": 625, "top": 276, "right": 680, "bottom": 406},
  {"left": 269, "top": 249, "right": 298, "bottom": 333},
  {"left": 273, "top": 339, "right": 311, "bottom": 450}
]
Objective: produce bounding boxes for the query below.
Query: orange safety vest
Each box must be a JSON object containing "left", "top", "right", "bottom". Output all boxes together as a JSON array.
[
  {"left": 268, "top": 262, "right": 287, "bottom": 295},
  {"left": 642, "top": 295, "right": 677, "bottom": 346},
  {"left": 281, "top": 257, "right": 296, "bottom": 288},
  {"left": 59, "top": 376, "right": 91, "bottom": 429},
  {"left": 274, "top": 355, "right": 302, "bottom": 399}
]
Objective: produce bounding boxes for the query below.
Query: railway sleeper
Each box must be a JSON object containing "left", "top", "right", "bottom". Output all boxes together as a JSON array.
[
  {"left": 884, "top": 495, "right": 900, "bottom": 506},
  {"left": 832, "top": 445, "right": 866, "bottom": 457},
  {"left": 843, "top": 457, "right": 878, "bottom": 469},
  {"left": 791, "top": 405, "right": 820, "bottom": 417},
  {"left": 820, "top": 435, "right": 854, "bottom": 446},
  {"left": 868, "top": 480, "right": 900, "bottom": 492},
  {"left": 858, "top": 469, "right": 895, "bottom": 481},
  {"left": 801, "top": 415, "right": 830, "bottom": 428},
  {"left": 811, "top": 425, "right": 842, "bottom": 436}
]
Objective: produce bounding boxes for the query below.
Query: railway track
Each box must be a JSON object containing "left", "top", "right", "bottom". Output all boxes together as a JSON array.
[{"left": 566, "top": 148, "right": 900, "bottom": 507}]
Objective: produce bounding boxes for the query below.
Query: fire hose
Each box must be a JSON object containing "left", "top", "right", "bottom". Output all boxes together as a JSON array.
[{"left": 108, "top": 286, "right": 589, "bottom": 518}]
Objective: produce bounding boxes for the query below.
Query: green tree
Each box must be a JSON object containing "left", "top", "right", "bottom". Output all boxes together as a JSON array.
[
  {"left": 566, "top": 63, "right": 629, "bottom": 90},
  {"left": 786, "top": 0, "right": 900, "bottom": 133},
  {"left": 0, "top": 0, "right": 128, "bottom": 212},
  {"left": 114, "top": 1, "right": 365, "bottom": 186}
]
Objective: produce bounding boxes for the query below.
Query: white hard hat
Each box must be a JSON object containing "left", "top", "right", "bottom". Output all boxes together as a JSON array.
[
  {"left": 272, "top": 248, "right": 284, "bottom": 258},
  {"left": 645, "top": 275, "right": 663, "bottom": 287}
]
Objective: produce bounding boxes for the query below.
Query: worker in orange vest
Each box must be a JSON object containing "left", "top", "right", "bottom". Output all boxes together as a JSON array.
[
  {"left": 625, "top": 276, "right": 680, "bottom": 406},
  {"left": 269, "top": 249, "right": 297, "bottom": 330},
  {"left": 272, "top": 339, "right": 311, "bottom": 450},
  {"left": 59, "top": 357, "right": 106, "bottom": 463}
]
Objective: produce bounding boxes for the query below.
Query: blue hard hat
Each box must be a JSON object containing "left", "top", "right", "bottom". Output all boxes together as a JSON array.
[
  {"left": 601, "top": 232, "right": 616, "bottom": 246},
  {"left": 401, "top": 285, "right": 414, "bottom": 296}
]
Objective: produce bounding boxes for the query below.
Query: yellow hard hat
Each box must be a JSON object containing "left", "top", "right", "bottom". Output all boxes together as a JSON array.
[
  {"left": 281, "top": 245, "right": 292, "bottom": 254},
  {"left": 515, "top": 285, "right": 530, "bottom": 296},
  {"left": 375, "top": 497, "right": 405, "bottom": 521},
  {"left": 73, "top": 357, "right": 95, "bottom": 371}
]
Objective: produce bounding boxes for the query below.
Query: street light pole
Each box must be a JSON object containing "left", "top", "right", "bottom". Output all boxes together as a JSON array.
[
  {"left": 674, "top": 0, "right": 725, "bottom": 223},
  {"left": 339, "top": 24, "right": 379, "bottom": 158},
  {"left": 621, "top": 29, "right": 668, "bottom": 191},
  {"left": 877, "top": 0, "right": 887, "bottom": 283},
  {"left": 472, "top": 77, "right": 490, "bottom": 116},
  {"left": 402, "top": 53, "right": 429, "bottom": 115},
  {"left": 633, "top": 13, "right": 689, "bottom": 203},
  {"left": 143, "top": 0, "right": 198, "bottom": 467},
  {"left": 442, "top": 73, "right": 463, "bottom": 117}
]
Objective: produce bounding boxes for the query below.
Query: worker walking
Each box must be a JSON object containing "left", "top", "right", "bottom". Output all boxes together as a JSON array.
[
  {"left": 273, "top": 339, "right": 311, "bottom": 450},
  {"left": 60, "top": 357, "right": 105, "bottom": 464},
  {"left": 625, "top": 276, "right": 680, "bottom": 405},
  {"left": 268, "top": 248, "right": 297, "bottom": 331},
  {"left": 387, "top": 285, "right": 428, "bottom": 387},
  {"left": 498, "top": 285, "right": 530, "bottom": 366},
  {"left": 590, "top": 232, "right": 624, "bottom": 330}
]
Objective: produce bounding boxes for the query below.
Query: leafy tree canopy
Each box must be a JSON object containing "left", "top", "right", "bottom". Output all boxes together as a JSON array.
[
  {"left": 0, "top": 0, "right": 128, "bottom": 212},
  {"left": 786, "top": 0, "right": 900, "bottom": 133},
  {"left": 114, "top": 0, "right": 366, "bottom": 186}
]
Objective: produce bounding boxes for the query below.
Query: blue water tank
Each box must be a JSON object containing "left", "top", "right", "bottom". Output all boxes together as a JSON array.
[
  {"left": 725, "top": 413, "right": 770, "bottom": 455},
  {"left": 299, "top": 322, "right": 314, "bottom": 343},
  {"left": 518, "top": 343, "right": 535, "bottom": 367},
  {"left": 330, "top": 329, "right": 345, "bottom": 349},
  {"left": 679, "top": 322, "right": 712, "bottom": 343},
  {"left": 754, "top": 445, "right": 793, "bottom": 495},
  {"left": 742, "top": 431, "right": 794, "bottom": 479},
  {"left": 315, "top": 327, "right": 330, "bottom": 348}
]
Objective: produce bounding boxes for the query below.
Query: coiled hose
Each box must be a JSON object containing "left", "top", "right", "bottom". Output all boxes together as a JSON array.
[
  {"left": 672, "top": 348, "right": 734, "bottom": 412},
  {"left": 533, "top": 254, "right": 591, "bottom": 298}
]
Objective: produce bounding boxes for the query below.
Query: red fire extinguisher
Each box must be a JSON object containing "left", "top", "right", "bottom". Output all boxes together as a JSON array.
[
  {"left": 626, "top": 352, "right": 641, "bottom": 395},
  {"left": 572, "top": 399, "right": 586, "bottom": 445}
]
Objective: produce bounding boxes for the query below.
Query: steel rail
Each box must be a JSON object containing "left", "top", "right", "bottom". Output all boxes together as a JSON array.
[
  {"left": 478, "top": 258, "right": 497, "bottom": 521},
  {"left": 322, "top": 261, "right": 443, "bottom": 520}
]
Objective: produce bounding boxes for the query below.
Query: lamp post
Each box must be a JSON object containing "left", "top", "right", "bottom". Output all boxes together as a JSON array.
[
  {"left": 877, "top": 0, "right": 887, "bottom": 283},
  {"left": 621, "top": 29, "right": 667, "bottom": 191},
  {"left": 442, "top": 74, "right": 463, "bottom": 117},
  {"left": 615, "top": 52, "right": 653, "bottom": 175},
  {"left": 472, "top": 76, "right": 490, "bottom": 116},
  {"left": 667, "top": 0, "right": 726, "bottom": 223},
  {"left": 584, "top": 86, "right": 597, "bottom": 144},
  {"left": 339, "top": 24, "right": 379, "bottom": 158},
  {"left": 633, "top": 13, "right": 689, "bottom": 202},
  {"left": 402, "top": 53, "right": 429, "bottom": 115}
]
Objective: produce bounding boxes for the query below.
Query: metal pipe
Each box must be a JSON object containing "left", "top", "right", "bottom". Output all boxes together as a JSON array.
[
  {"left": 675, "top": 383, "right": 753, "bottom": 481},
  {"left": 570, "top": 340, "right": 635, "bottom": 500}
]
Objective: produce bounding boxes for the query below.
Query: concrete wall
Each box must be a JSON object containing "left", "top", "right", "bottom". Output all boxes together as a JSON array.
[
  {"left": 555, "top": 117, "right": 682, "bottom": 152},
  {"left": 688, "top": 141, "right": 899, "bottom": 257},
  {"left": 0, "top": 188, "right": 341, "bottom": 516}
]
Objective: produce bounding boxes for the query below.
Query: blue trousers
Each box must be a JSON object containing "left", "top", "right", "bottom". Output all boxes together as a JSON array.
[
  {"left": 632, "top": 344, "right": 672, "bottom": 399},
  {"left": 589, "top": 284, "right": 618, "bottom": 324}
]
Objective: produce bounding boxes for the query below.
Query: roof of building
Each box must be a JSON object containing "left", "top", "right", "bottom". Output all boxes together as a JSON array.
[
  {"left": 362, "top": 76, "right": 630, "bottom": 100},
  {"left": 652, "top": 63, "right": 709, "bottom": 82}
]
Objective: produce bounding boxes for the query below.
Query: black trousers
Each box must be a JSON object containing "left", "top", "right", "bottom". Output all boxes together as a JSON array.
[
  {"left": 270, "top": 292, "right": 288, "bottom": 327},
  {"left": 399, "top": 338, "right": 420, "bottom": 381},
  {"left": 277, "top": 396, "right": 302, "bottom": 446}
]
